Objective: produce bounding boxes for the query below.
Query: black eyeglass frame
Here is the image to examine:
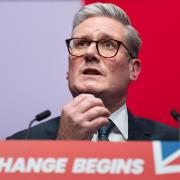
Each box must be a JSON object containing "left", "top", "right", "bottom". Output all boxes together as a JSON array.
[{"left": 65, "top": 38, "right": 134, "bottom": 59}]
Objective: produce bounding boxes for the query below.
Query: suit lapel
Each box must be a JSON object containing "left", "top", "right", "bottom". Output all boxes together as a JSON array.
[{"left": 128, "top": 111, "right": 153, "bottom": 140}]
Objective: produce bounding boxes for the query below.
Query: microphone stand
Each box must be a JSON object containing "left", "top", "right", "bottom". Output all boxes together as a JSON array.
[
  {"left": 26, "top": 110, "right": 51, "bottom": 139},
  {"left": 170, "top": 109, "right": 180, "bottom": 141},
  {"left": 26, "top": 119, "right": 38, "bottom": 139},
  {"left": 178, "top": 117, "right": 180, "bottom": 141}
]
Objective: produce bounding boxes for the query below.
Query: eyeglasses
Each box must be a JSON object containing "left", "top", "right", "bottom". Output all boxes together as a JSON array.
[{"left": 65, "top": 38, "right": 133, "bottom": 58}]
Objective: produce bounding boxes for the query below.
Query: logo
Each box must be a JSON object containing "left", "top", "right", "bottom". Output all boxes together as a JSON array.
[{"left": 153, "top": 141, "right": 180, "bottom": 174}]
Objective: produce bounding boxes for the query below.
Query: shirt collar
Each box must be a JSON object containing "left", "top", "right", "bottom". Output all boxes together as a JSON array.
[{"left": 109, "top": 104, "right": 128, "bottom": 140}]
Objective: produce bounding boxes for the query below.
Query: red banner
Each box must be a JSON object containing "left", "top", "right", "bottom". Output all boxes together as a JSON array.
[{"left": 0, "top": 141, "right": 179, "bottom": 180}]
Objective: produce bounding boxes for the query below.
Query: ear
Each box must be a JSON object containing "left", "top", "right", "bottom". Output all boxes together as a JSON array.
[
  {"left": 129, "top": 59, "right": 141, "bottom": 81},
  {"left": 66, "top": 71, "right": 69, "bottom": 80}
]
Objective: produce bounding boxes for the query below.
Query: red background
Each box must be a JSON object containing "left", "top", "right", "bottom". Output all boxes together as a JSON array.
[{"left": 84, "top": 0, "right": 180, "bottom": 128}]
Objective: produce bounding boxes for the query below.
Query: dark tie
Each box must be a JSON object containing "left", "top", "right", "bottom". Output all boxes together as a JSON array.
[{"left": 98, "top": 120, "right": 115, "bottom": 141}]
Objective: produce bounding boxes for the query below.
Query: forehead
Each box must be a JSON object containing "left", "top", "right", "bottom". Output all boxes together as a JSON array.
[{"left": 72, "top": 16, "right": 126, "bottom": 41}]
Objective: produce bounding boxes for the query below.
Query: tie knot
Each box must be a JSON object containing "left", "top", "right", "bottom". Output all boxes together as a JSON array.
[{"left": 98, "top": 120, "right": 115, "bottom": 141}]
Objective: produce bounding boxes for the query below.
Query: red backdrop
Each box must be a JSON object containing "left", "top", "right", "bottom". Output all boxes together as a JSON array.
[{"left": 84, "top": 0, "right": 180, "bottom": 128}]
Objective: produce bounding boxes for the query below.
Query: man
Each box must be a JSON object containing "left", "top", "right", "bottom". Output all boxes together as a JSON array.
[{"left": 7, "top": 3, "right": 178, "bottom": 141}]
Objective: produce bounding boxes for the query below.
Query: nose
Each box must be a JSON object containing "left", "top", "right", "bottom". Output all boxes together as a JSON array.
[{"left": 84, "top": 42, "right": 100, "bottom": 62}]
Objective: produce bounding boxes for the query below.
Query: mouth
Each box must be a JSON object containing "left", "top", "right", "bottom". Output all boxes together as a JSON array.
[{"left": 82, "top": 68, "right": 102, "bottom": 76}]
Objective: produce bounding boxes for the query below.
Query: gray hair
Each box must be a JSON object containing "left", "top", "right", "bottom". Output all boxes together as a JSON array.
[{"left": 72, "top": 3, "right": 142, "bottom": 59}]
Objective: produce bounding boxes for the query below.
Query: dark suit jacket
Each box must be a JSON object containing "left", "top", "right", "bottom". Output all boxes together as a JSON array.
[{"left": 7, "top": 112, "right": 178, "bottom": 140}]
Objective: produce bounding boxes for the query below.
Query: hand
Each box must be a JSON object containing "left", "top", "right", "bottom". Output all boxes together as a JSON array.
[{"left": 56, "top": 94, "right": 110, "bottom": 140}]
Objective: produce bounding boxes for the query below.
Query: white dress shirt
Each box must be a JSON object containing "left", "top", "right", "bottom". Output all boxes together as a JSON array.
[{"left": 92, "top": 104, "right": 128, "bottom": 142}]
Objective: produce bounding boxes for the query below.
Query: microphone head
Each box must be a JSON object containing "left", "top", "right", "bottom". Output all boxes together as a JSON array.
[
  {"left": 35, "top": 110, "right": 51, "bottom": 121},
  {"left": 170, "top": 109, "right": 180, "bottom": 121}
]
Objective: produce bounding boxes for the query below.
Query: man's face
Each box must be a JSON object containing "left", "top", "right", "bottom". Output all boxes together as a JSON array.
[{"left": 67, "top": 16, "right": 141, "bottom": 100}]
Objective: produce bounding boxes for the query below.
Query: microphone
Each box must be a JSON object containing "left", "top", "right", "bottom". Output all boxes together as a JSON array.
[
  {"left": 26, "top": 110, "right": 51, "bottom": 139},
  {"left": 170, "top": 109, "right": 180, "bottom": 121},
  {"left": 170, "top": 109, "right": 180, "bottom": 141}
]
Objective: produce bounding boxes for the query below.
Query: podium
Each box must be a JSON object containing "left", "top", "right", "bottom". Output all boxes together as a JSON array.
[{"left": 0, "top": 141, "right": 179, "bottom": 180}]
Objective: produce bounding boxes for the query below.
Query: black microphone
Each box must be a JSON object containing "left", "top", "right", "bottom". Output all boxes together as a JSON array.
[
  {"left": 26, "top": 110, "right": 51, "bottom": 139},
  {"left": 170, "top": 109, "right": 180, "bottom": 121},
  {"left": 170, "top": 109, "right": 180, "bottom": 141}
]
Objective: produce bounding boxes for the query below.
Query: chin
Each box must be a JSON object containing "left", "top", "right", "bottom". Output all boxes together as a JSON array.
[
  {"left": 80, "top": 86, "right": 101, "bottom": 94},
  {"left": 69, "top": 77, "right": 107, "bottom": 96},
  {"left": 71, "top": 85, "right": 104, "bottom": 97}
]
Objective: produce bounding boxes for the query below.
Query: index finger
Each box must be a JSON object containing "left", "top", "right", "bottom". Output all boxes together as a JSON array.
[{"left": 70, "top": 94, "right": 95, "bottom": 107}]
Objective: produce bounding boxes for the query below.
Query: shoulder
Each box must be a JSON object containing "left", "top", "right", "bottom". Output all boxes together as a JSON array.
[
  {"left": 133, "top": 115, "right": 178, "bottom": 140},
  {"left": 6, "top": 116, "right": 60, "bottom": 140}
]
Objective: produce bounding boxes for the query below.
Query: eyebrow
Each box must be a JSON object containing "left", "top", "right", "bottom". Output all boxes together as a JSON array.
[{"left": 73, "top": 33, "right": 120, "bottom": 41}]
